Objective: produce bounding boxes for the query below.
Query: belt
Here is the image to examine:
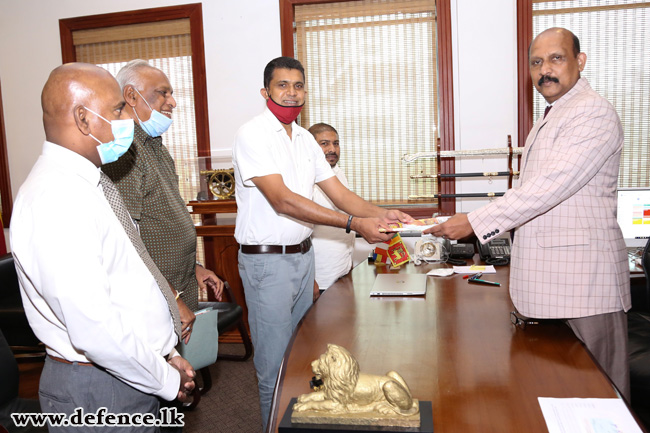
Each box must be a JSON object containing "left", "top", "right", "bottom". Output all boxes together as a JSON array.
[
  {"left": 48, "top": 355, "right": 94, "bottom": 367},
  {"left": 241, "top": 238, "right": 312, "bottom": 255}
]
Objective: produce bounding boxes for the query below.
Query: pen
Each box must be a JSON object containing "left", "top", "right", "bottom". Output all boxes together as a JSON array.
[{"left": 468, "top": 278, "right": 501, "bottom": 286}]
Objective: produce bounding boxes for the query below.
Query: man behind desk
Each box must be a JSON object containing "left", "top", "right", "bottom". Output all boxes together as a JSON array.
[
  {"left": 309, "top": 123, "right": 355, "bottom": 299},
  {"left": 10, "top": 63, "right": 194, "bottom": 431},
  {"left": 232, "top": 56, "right": 413, "bottom": 429},
  {"left": 427, "top": 28, "right": 631, "bottom": 400}
]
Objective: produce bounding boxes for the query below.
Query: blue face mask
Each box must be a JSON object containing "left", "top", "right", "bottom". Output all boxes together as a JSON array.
[
  {"left": 84, "top": 107, "right": 134, "bottom": 164},
  {"left": 133, "top": 88, "right": 173, "bottom": 137}
]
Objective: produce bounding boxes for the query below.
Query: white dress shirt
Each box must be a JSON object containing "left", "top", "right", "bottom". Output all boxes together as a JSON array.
[
  {"left": 10, "top": 141, "right": 180, "bottom": 401},
  {"left": 312, "top": 165, "right": 355, "bottom": 289},
  {"left": 233, "top": 108, "right": 334, "bottom": 245}
]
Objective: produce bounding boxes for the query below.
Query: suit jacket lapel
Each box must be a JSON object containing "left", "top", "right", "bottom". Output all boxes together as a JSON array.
[{"left": 521, "top": 116, "right": 550, "bottom": 179}]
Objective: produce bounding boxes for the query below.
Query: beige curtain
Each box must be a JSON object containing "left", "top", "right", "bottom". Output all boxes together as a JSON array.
[
  {"left": 532, "top": 1, "right": 650, "bottom": 187},
  {"left": 295, "top": 0, "right": 438, "bottom": 203}
]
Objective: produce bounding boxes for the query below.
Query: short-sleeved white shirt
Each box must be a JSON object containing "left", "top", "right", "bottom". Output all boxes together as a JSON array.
[
  {"left": 233, "top": 108, "right": 334, "bottom": 245},
  {"left": 312, "top": 165, "right": 355, "bottom": 289}
]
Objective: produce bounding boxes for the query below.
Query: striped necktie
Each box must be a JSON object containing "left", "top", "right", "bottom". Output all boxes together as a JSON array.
[{"left": 99, "top": 171, "right": 182, "bottom": 338}]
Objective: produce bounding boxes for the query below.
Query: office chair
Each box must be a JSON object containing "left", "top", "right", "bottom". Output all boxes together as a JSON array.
[
  {"left": 628, "top": 238, "right": 650, "bottom": 428},
  {"left": 0, "top": 253, "right": 44, "bottom": 359},
  {"left": 0, "top": 330, "right": 47, "bottom": 432},
  {"left": 185, "top": 281, "right": 253, "bottom": 410}
]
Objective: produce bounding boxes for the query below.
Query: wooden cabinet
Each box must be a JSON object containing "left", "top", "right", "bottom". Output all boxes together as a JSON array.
[{"left": 188, "top": 199, "right": 248, "bottom": 343}]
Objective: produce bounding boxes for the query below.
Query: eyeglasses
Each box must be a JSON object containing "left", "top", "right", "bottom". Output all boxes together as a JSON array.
[{"left": 510, "top": 311, "right": 539, "bottom": 329}]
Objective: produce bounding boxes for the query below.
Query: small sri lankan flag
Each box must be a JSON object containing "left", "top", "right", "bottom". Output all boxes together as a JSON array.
[{"left": 387, "top": 234, "right": 410, "bottom": 266}]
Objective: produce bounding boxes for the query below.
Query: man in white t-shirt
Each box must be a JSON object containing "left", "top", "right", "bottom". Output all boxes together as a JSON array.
[
  {"left": 309, "top": 123, "right": 355, "bottom": 300},
  {"left": 232, "top": 57, "right": 413, "bottom": 430}
]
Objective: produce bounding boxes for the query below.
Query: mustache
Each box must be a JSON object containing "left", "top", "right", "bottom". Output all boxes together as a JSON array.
[
  {"left": 538, "top": 75, "right": 559, "bottom": 86},
  {"left": 325, "top": 152, "right": 338, "bottom": 157}
]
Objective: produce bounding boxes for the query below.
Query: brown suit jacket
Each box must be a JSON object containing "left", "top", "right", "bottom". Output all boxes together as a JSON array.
[{"left": 469, "top": 78, "right": 631, "bottom": 319}]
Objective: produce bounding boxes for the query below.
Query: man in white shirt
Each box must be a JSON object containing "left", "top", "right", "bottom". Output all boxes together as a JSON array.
[
  {"left": 309, "top": 123, "right": 355, "bottom": 299},
  {"left": 10, "top": 63, "right": 194, "bottom": 431},
  {"left": 232, "top": 57, "right": 413, "bottom": 430}
]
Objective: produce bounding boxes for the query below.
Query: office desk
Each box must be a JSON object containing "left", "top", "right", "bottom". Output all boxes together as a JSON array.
[{"left": 268, "top": 258, "right": 643, "bottom": 433}]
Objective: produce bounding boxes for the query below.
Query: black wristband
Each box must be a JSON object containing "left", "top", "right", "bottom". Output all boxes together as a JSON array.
[{"left": 345, "top": 215, "right": 353, "bottom": 233}]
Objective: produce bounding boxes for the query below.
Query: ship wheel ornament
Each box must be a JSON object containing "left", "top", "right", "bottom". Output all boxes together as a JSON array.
[{"left": 200, "top": 169, "right": 235, "bottom": 199}]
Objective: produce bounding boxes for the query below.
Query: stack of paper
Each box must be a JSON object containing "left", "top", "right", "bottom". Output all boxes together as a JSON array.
[{"left": 381, "top": 216, "right": 450, "bottom": 233}]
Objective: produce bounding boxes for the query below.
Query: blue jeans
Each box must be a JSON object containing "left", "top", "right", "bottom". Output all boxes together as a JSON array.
[{"left": 238, "top": 248, "right": 314, "bottom": 431}]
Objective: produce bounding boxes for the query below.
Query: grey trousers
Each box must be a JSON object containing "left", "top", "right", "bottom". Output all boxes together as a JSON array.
[
  {"left": 39, "top": 357, "right": 161, "bottom": 432},
  {"left": 567, "top": 310, "right": 630, "bottom": 401},
  {"left": 238, "top": 248, "right": 315, "bottom": 432}
]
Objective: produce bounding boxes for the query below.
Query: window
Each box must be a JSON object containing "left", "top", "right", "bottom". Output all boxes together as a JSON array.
[
  {"left": 280, "top": 0, "right": 456, "bottom": 216},
  {"left": 518, "top": 0, "right": 650, "bottom": 188},
  {"left": 59, "top": 4, "right": 210, "bottom": 271}
]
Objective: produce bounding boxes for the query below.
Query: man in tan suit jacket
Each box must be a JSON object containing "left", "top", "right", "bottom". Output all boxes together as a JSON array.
[{"left": 427, "top": 27, "right": 631, "bottom": 400}]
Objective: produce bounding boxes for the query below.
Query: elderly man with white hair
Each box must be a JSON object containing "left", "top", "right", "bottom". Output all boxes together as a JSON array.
[{"left": 103, "top": 60, "right": 224, "bottom": 338}]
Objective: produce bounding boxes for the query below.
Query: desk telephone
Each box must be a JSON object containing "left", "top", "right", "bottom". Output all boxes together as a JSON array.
[{"left": 477, "top": 236, "right": 511, "bottom": 265}]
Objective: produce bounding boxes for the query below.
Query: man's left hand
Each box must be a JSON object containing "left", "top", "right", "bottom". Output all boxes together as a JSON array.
[
  {"left": 196, "top": 264, "right": 224, "bottom": 301},
  {"left": 177, "top": 298, "right": 196, "bottom": 344}
]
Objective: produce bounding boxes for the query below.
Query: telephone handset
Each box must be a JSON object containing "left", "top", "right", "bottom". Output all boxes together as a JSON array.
[{"left": 477, "top": 236, "right": 511, "bottom": 266}]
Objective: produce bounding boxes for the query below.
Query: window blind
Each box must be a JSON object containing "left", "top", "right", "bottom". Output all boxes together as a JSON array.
[
  {"left": 532, "top": 0, "right": 650, "bottom": 187},
  {"left": 295, "top": 0, "right": 438, "bottom": 203}
]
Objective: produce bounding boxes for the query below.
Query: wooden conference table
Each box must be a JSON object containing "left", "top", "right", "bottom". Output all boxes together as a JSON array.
[{"left": 267, "top": 256, "right": 643, "bottom": 433}]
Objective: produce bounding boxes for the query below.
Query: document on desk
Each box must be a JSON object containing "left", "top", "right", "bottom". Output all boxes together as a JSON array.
[
  {"left": 538, "top": 397, "right": 642, "bottom": 433},
  {"left": 453, "top": 265, "right": 496, "bottom": 274}
]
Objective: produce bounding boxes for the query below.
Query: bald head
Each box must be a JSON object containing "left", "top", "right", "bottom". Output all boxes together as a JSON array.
[
  {"left": 42, "top": 63, "right": 116, "bottom": 132},
  {"left": 529, "top": 28, "right": 580, "bottom": 59},
  {"left": 41, "top": 63, "right": 126, "bottom": 166},
  {"left": 528, "top": 27, "right": 586, "bottom": 103}
]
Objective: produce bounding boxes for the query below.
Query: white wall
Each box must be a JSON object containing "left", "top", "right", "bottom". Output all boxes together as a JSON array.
[
  {"left": 0, "top": 0, "right": 280, "bottom": 199},
  {"left": 0, "top": 0, "right": 518, "bottom": 248},
  {"left": 451, "top": 0, "right": 518, "bottom": 213}
]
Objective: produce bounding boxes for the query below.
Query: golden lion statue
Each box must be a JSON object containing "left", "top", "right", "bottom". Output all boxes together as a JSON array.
[{"left": 293, "top": 344, "right": 419, "bottom": 417}]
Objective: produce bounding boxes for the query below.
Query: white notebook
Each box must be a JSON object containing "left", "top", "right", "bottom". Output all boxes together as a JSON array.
[{"left": 370, "top": 273, "right": 428, "bottom": 296}]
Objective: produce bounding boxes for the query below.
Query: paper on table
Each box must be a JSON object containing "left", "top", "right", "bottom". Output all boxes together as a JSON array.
[
  {"left": 453, "top": 265, "right": 496, "bottom": 274},
  {"left": 538, "top": 397, "right": 642, "bottom": 433}
]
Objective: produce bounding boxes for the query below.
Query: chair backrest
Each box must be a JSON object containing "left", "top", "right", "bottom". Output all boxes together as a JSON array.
[
  {"left": 0, "top": 330, "right": 19, "bottom": 406},
  {"left": 0, "top": 253, "right": 21, "bottom": 306},
  {"left": 0, "top": 252, "right": 43, "bottom": 352}
]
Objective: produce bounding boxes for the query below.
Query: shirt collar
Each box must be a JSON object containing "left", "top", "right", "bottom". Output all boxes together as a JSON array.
[
  {"left": 262, "top": 107, "right": 302, "bottom": 138},
  {"left": 550, "top": 77, "right": 589, "bottom": 109},
  {"left": 134, "top": 122, "right": 163, "bottom": 147},
  {"left": 42, "top": 140, "right": 101, "bottom": 187}
]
